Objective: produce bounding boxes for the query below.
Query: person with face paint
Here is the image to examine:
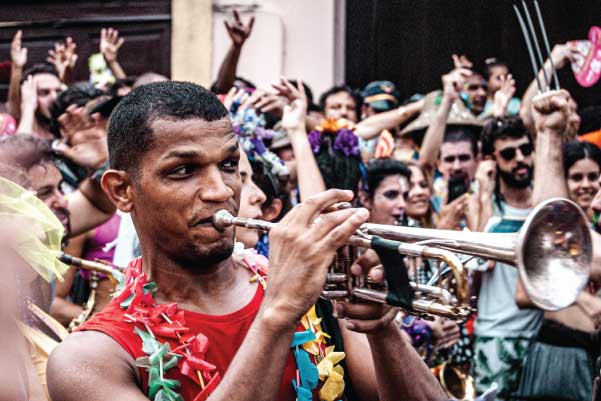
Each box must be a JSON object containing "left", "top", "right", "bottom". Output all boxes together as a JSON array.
[{"left": 471, "top": 116, "right": 540, "bottom": 400}]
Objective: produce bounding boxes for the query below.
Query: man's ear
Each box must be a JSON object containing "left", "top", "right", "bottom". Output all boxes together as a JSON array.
[{"left": 101, "top": 169, "right": 134, "bottom": 213}]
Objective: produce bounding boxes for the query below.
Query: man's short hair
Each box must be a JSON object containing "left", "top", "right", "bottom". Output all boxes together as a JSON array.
[
  {"left": 0, "top": 134, "right": 54, "bottom": 171},
  {"left": 481, "top": 117, "right": 531, "bottom": 156},
  {"left": 21, "top": 63, "right": 59, "bottom": 83},
  {"left": 442, "top": 125, "right": 480, "bottom": 157},
  {"left": 0, "top": 163, "right": 32, "bottom": 189},
  {"left": 107, "top": 81, "right": 229, "bottom": 175},
  {"left": 364, "top": 158, "right": 411, "bottom": 196},
  {"left": 318, "top": 85, "right": 361, "bottom": 115}
]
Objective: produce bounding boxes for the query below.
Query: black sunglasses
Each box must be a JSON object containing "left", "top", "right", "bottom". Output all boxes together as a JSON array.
[{"left": 499, "top": 143, "right": 533, "bottom": 161}]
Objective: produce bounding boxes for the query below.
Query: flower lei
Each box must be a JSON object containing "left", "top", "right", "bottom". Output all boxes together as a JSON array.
[
  {"left": 112, "top": 260, "right": 220, "bottom": 401},
  {"left": 230, "top": 104, "right": 289, "bottom": 179},
  {"left": 307, "top": 118, "right": 360, "bottom": 157},
  {"left": 113, "top": 249, "right": 345, "bottom": 401}
]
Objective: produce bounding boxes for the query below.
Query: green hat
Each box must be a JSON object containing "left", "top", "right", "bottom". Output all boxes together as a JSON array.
[{"left": 361, "top": 80, "right": 399, "bottom": 112}]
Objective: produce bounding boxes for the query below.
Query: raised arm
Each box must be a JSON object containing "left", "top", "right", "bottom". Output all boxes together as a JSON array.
[
  {"left": 16, "top": 75, "right": 37, "bottom": 134},
  {"left": 213, "top": 10, "right": 255, "bottom": 94},
  {"left": 7, "top": 30, "right": 27, "bottom": 120},
  {"left": 100, "top": 28, "right": 126, "bottom": 80},
  {"left": 275, "top": 78, "right": 326, "bottom": 200},
  {"left": 531, "top": 89, "right": 572, "bottom": 204},
  {"left": 419, "top": 67, "right": 471, "bottom": 179}
]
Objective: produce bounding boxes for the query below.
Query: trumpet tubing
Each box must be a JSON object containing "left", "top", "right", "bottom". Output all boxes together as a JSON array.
[{"left": 213, "top": 209, "right": 473, "bottom": 320}]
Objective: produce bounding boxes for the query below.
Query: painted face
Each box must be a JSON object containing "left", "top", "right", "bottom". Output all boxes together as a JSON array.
[
  {"left": 131, "top": 117, "right": 241, "bottom": 268},
  {"left": 567, "top": 158, "right": 600, "bottom": 218},
  {"left": 493, "top": 136, "right": 534, "bottom": 189},
  {"left": 438, "top": 141, "right": 478, "bottom": 181},
  {"left": 368, "top": 174, "right": 409, "bottom": 225},
  {"left": 28, "top": 162, "right": 71, "bottom": 236},
  {"left": 236, "top": 151, "right": 267, "bottom": 249},
  {"left": 34, "top": 73, "right": 61, "bottom": 119},
  {"left": 324, "top": 91, "right": 357, "bottom": 123},
  {"left": 461, "top": 74, "right": 487, "bottom": 115},
  {"left": 486, "top": 65, "right": 509, "bottom": 95},
  {"left": 406, "top": 165, "right": 431, "bottom": 219}
]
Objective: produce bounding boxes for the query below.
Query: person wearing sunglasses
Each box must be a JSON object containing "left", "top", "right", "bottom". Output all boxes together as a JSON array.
[{"left": 471, "top": 116, "right": 540, "bottom": 400}]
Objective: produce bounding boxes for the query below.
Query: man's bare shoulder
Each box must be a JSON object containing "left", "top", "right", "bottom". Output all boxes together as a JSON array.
[{"left": 47, "top": 330, "right": 146, "bottom": 401}]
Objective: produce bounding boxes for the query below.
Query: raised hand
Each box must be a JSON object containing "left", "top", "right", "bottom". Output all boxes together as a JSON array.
[
  {"left": 474, "top": 159, "right": 497, "bottom": 196},
  {"left": 550, "top": 43, "right": 585, "bottom": 70},
  {"left": 248, "top": 89, "right": 287, "bottom": 118},
  {"left": 266, "top": 189, "right": 369, "bottom": 322},
  {"left": 441, "top": 68, "right": 472, "bottom": 101},
  {"left": 47, "top": 37, "right": 78, "bottom": 82},
  {"left": 11, "top": 30, "right": 27, "bottom": 68},
  {"left": 452, "top": 54, "right": 473, "bottom": 69},
  {"left": 20, "top": 75, "right": 38, "bottom": 112},
  {"left": 277, "top": 78, "right": 308, "bottom": 132},
  {"left": 100, "top": 28, "right": 125, "bottom": 63},
  {"left": 54, "top": 105, "right": 108, "bottom": 170},
  {"left": 493, "top": 73, "right": 516, "bottom": 117},
  {"left": 532, "top": 89, "right": 572, "bottom": 137},
  {"left": 224, "top": 9, "right": 255, "bottom": 48}
]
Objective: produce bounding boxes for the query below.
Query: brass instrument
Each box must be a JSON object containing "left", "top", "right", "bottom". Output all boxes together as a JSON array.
[
  {"left": 213, "top": 210, "right": 473, "bottom": 320},
  {"left": 358, "top": 198, "right": 592, "bottom": 311},
  {"left": 431, "top": 362, "right": 475, "bottom": 401},
  {"left": 56, "top": 252, "right": 124, "bottom": 331},
  {"left": 213, "top": 198, "right": 593, "bottom": 318}
]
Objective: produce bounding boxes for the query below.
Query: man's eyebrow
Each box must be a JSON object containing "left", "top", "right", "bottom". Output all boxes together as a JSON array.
[
  {"left": 225, "top": 143, "right": 239, "bottom": 154},
  {"left": 164, "top": 149, "right": 202, "bottom": 159}
]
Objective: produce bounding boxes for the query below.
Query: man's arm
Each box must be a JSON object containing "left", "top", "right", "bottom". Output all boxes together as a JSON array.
[
  {"left": 276, "top": 78, "right": 326, "bottom": 200},
  {"left": 7, "top": 30, "right": 27, "bottom": 120},
  {"left": 341, "top": 250, "right": 447, "bottom": 401},
  {"left": 213, "top": 10, "right": 255, "bottom": 94},
  {"left": 531, "top": 90, "right": 571, "bottom": 205},
  {"left": 16, "top": 75, "right": 37, "bottom": 134},
  {"left": 354, "top": 100, "right": 424, "bottom": 140},
  {"left": 100, "top": 28, "right": 126, "bottom": 80},
  {"left": 418, "top": 67, "right": 471, "bottom": 179}
]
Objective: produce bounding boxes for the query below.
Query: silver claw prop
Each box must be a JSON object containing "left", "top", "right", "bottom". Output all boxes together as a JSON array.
[{"left": 513, "top": 1, "right": 560, "bottom": 94}]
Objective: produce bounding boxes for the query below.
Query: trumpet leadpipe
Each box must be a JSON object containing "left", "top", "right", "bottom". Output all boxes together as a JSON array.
[{"left": 57, "top": 252, "right": 122, "bottom": 283}]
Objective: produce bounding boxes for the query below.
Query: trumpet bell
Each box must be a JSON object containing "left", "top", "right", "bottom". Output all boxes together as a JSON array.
[{"left": 517, "top": 198, "right": 592, "bottom": 310}]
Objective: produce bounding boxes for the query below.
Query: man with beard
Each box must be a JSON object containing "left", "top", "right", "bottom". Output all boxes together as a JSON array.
[
  {"left": 47, "top": 81, "right": 447, "bottom": 401},
  {"left": 471, "top": 116, "right": 540, "bottom": 400},
  {"left": 0, "top": 134, "right": 115, "bottom": 317}
]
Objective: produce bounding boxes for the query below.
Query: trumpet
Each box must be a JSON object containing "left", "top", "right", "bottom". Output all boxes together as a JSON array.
[
  {"left": 213, "top": 197, "right": 593, "bottom": 318},
  {"left": 213, "top": 210, "right": 474, "bottom": 320}
]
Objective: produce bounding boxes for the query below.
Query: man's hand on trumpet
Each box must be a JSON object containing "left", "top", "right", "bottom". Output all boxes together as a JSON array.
[
  {"left": 265, "top": 189, "right": 370, "bottom": 325},
  {"left": 333, "top": 249, "right": 398, "bottom": 333}
]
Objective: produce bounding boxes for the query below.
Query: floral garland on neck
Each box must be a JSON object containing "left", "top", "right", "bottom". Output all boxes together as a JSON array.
[{"left": 112, "top": 248, "right": 345, "bottom": 401}]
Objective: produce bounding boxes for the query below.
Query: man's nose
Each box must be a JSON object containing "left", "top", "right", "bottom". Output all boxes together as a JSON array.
[{"left": 200, "top": 166, "right": 234, "bottom": 202}]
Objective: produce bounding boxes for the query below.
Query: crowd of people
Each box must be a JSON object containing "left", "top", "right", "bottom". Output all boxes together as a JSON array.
[{"left": 1, "top": 9, "right": 601, "bottom": 401}]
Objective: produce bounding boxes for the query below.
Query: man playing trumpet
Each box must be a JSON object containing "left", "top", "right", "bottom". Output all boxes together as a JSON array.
[{"left": 47, "top": 81, "right": 448, "bottom": 401}]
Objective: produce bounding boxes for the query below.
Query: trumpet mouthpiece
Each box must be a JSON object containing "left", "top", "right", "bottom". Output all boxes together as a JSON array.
[{"left": 212, "top": 209, "right": 235, "bottom": 230}]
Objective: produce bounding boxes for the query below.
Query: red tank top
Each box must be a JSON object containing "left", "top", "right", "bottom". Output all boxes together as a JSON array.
[{"left": 80, "top": 285, "right": 300, "bottom": 401}]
